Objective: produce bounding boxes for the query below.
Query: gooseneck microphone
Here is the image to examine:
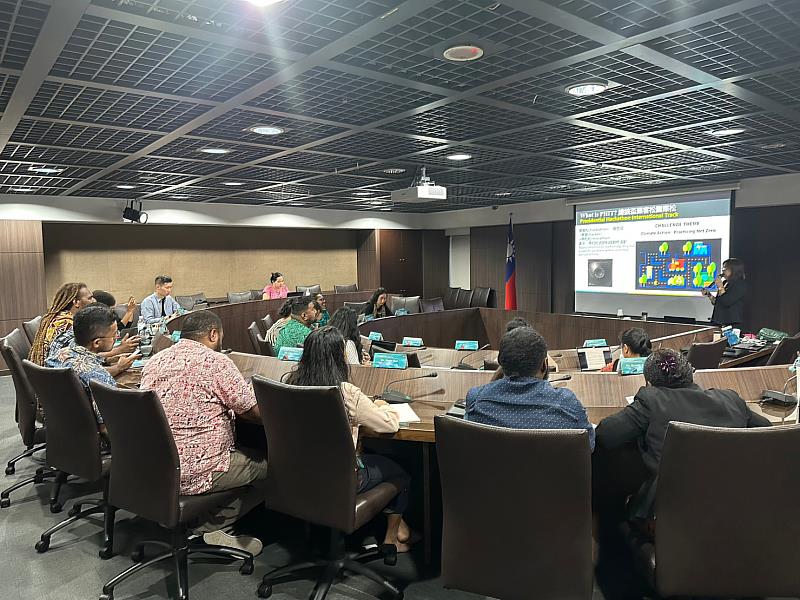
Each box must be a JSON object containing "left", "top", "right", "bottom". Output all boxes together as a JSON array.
[
  {"left": 453, "top": 344, "right": 491, "bottom": 370},
  {"left": 380, "top": 372, "right": 439, "bottom": 404},
  {"left": 549, "top": 374, "right": 572, "bottom": 383}
]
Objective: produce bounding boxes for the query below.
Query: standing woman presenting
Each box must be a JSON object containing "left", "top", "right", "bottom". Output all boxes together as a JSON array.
[
  {"left": 262, "top": 272, "right": 288, "bottom": 301},
  {"left": 702, "top": 258, "right": 747, "bottom": 328}
]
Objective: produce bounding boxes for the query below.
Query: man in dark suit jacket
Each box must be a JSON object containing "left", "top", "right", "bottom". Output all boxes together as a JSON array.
[{"left": 596, "top": 348, "right": 770, "bottom": 523}]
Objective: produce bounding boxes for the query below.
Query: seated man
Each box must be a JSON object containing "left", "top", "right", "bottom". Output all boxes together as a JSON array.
[
  {"left": 140, "top": 275, "right": 180, "bottom": 324},
  {"left": 140, "top": 310, "right": 267, "bottom": 555},
  {"left": 596, "top": 348, "right": 769, "bottom": 528},
  {"left": 466, "top": 326, "right": 595, "bottom": 449},
  {"left": 30, "top": 282, "right": 95, "bottom": 365},
  {"left": 47, "top": 305, "right": 137, "bottom": 429},
  {"left": 274, "top": 297, "right": 319, "bottom": 355}
]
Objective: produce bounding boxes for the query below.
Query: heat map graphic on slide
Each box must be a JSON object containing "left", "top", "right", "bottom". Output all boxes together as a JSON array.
[{"left": 636, "top": 239, "right": 721, "bottom": 292}]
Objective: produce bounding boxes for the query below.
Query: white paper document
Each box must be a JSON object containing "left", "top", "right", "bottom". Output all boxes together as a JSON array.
[{"left": 388, "top": 403, "right": 421, "bottom": 423}]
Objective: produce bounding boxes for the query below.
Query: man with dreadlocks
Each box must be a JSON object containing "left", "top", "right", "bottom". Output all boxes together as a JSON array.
[{"left": 29, "top": 283, "right": 96, "bottom": 366}]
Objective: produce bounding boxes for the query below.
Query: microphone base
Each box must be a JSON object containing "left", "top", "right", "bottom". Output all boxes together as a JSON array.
[
  {"left": 452, "top": 363, "right": 477, "bottom": 370},
  {"left": 381, "top": 390, "right": 412, "bottom": 404}
]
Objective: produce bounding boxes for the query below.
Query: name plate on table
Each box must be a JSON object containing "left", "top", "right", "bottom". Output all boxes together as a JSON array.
[
  {"left": 722, "top": 326, "right": 740, "bottom": 346},
  {"left": 402, "top": 337, "right": 424, "bottom": 347},
  {"left": 277, "top": 347, "right": 303, "bottom": 361},
  {"left": 618, "top": 357, "right": 646, "bottom": 375},
  {"left": 455, "top": 340, "right": 479, "bottom": 351},
  {"left": 373, "top": 353, "right": 408, "bottom": 370},
  {"left": 368, "top": 331, "right": 384, "bottom": 341},
  {"left": 170, "top": 330, "right": 181, "bottom": 343},
  {"left": 364, "top": 314, "right": 375, "bottom": 322},
  {"left": 395, "top": 308, "right": 409, "bottom": 316},
  {"left": 583, "top": 338, "right": 609, "bottom": 348}
]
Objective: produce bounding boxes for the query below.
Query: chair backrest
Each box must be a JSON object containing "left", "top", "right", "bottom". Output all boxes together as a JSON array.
[
  {"left": 470, "top": 286, "right": 494, "bottom": 308},
  {"left": 420, "top": 297, "right": 445, "bottom": 313},
  {"left": 174, "top": 293, "right": 207, "bottom": 311},
  {"left": 455, "top": 288, "right": 474, "bottom": 309},
  {"left": 22, "top": 360, "right": 102, "bottom": 481},
  {"left": 90, "top": 382, "right": 181, "bottom": 528},
  {"left": 435, "top": 417, "right": 593, "bottom": 600},
  {"left": 260, "top": 314, "right": 274, "bottom": 336},
  {"left": 334, "top": 283, "right": 358, "bottom": 294},
  {"left": 113, "top": 303, "right": 141, "bottom": 325},
  {"left": 22, "top": 315, "right": 42, "bottom": 346},
  {"left": 655, "top": 422, "right": 800, "bottom": 598},
  {"left": 443, "top": 287, "right": 459, "bottom": 310},
  {"left": 248, "top": 289, "right": 262, "bottom": 301},
  {"left": 252, "top": 377, "right": 358, "bottom": 532},
  {"left": 343, "top": 301, "right": 367, "bottom": 313},
  {"left": 686, "top": 337, "right": 727, "bottom": 369},
  {"left": 0, "top": 330, "right": 39, "bottom": 446},
  {"left": 259, "top": 334, "right": 275, "bottom": 357},
  {"left": 766, "top": 333, "right": 800, "bottom": 366},
  {"left": 296, "top": 284, "right": 322, "bottom": 295},
  {"left": 227, "top": 291, "right": 252, "bottom": 304},
  {"left": 247, "top": 321, "right": 263, "bottom": 355},
  {"left": 389, "top": 295, "right": 421, "bottom": 314},
  {"left": 151, "top": 332, "right": 174, "bottom": 355}
]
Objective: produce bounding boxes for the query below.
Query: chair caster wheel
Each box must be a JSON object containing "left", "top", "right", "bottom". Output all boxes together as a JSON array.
[
  {"left": 98, "top": 547, "right": 114, "bottom": 560},
  {"left": 68, "top": 504, "right": 82, "bottom": 517},
  {"left": 239, "top": 559, "right": 254, "bottom": 575},
  {"left": 5, "top": 465, "right": 14, "bottom": 475},
  {"left": 131, "top": 548, "right": 144, "bottom": 563},
  {"left": 49, "top": 502, "right": 62, "bottom": 514},
  {"left": 99, "top": 593, "right": 113, "bottom": 600},
  {"left": 35, "top": 538, "right": 50, "bottom": 553},
  {"left": 257, "top": 582, "right": 273, "bottom": 598},
  {"left": 381, "top": 543, "right": 397, "bottom": 566},
  {"left": 0, "top": 498, "right": 10, "bottom": 509},
  {"left": 33, "top": 475, "right": 43, "bottom": 484}
]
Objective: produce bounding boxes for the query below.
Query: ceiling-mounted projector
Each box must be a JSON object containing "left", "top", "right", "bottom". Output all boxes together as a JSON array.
[{"left": 391, "top": 167, "right": 446, "bottom": 204}]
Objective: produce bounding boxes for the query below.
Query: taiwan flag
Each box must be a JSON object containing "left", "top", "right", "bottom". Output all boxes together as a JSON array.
[{"left": 504, "top": 216, "right": 517, "bottom": 310}]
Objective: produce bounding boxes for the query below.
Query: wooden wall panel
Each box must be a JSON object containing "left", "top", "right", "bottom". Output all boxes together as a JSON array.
[
  {"left": 552, "top": 220, "right": 575, "bottom": 314},
  {"left": 356, "top": 229, "right": 379, "bottom": 290},
  {"left": 422, "top": 230, "right": 450, "bottom": 300}
]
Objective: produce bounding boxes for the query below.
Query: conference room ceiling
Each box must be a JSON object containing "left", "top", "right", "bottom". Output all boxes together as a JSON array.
[{"left": 0, "top": 0, "right": 799, "bottom": 213}]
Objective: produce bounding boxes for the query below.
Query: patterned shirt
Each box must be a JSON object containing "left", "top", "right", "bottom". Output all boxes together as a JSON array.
[
  {"left": 46, "top": 341, "right": 116, "bottom": 424},
  {"left": 318, "top": 309, "right": 330, "bottom": 327},
  {"left": 466, "top": 376, "right": 595, "bottom": 450},
  {"left": 46, "top": 329, "right": 75, "bottom": 363},
  {"left": 30, "top": 310, "right": 73, "bottom": 365},
  {"left": 140, "top": 339, "right": 257, "bottom": 494},
  {"left": 274, "top": 318, "right": 312, "bottom": 355}
]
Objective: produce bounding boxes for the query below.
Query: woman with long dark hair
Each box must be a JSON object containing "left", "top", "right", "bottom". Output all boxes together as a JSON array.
[
  {"left": 362, "top": 287, "right": 393, "bottom": 319},
  {"left": 702, "top": 257, "right": 747, "bottom": 328},
  {"left": 601, "top": 327, "right": 652, "bottom": 372},
  {"left": 286, "top": 327, "right": 417, "bottom": 553},
  {"left": 329, "top": 307, "right": 368, "bottom": 364}
]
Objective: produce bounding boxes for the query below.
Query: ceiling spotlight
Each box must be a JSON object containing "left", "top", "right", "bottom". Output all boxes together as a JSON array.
[
  {"left": 368, "top": 200, "right": 386, "bottom": 205},
  {"left": 222, "top": 181, "right": 245, "bottom": 186},
  {"left": 243, "top": 0, "right": 288, "bottom": 6},
  {"left": 446, "top": 153, "right": 472, "bottom": 161},
  {"left": 247, "top": 125, "right": 285, "bottom": 135},
  {"left": 494, "top": 192, "right": 511, "bottom": 197},
  {"left": 443, "top": 44, "right": 484, "bottom": 62},
  {"left": 565, "top": 80, "right": 608, "bottom": 96},
  {"left": 709, "top": 127, "right": 746, "bottom": 137},
  {"left": 122, "top": 200, "right": 148, "bottom": 224},
  {"left": 11, "top": 187, "right": 35, "bottom": 192},
  {"left": 383, "top": 167, "right": 407, "bottom": 174},
  {"left": 353, "top": 191, "right": 373, "bottom": 196},
  {"left": 28, "top": 166, "right": 63, "bottom": 174},
  {"left": 115, "top": 184, "right": 136, "bottom": 189},
  {"left": 171, "top": 195, "right": 190, "bottom": 199},
  {"left": 199, "top": 148, "right": 231, "bottom": 154}
]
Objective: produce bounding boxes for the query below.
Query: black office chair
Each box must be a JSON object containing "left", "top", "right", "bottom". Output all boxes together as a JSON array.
[
  {"left": 766, "top": 333, "right": 800, "bottom": 366},
  {"left": 686, "top": 337, "right": 727, "bottom": 370},
  {"left": 22, "top": 315, "right": 42, "bottom": 346},
  {"left": 443, "top": 287, "right": 459, "bottom": 310},
  {"left": 420, "top": 297, "right": 444, "bottom": 313},
  {"left": 389, "top": 295, "right": 421, "bottom": 314},
  {"left": 248, "top": 322, "right": 263, "bottom": 355},
  {"left": 344, "top": 301, "right": 368, "bottom": 314},
  {"left": 251, "top": 377, "right": 403, "bottom": 600},
  {"left": 22, "top": 360, "right": 114, "bottom": 558},
  {"left": 227, "top": 291, "right": 252, "bottom": 304},
  {"left": 0, "top": 330, "right": 53, "bottom": 508},
  {"left": 250, "top": 289, "right": 264, "bottom": 301},
  {"left": 175, "top": 293, "right": 207, "bottom": 311},
  {"left": 113, "top": 303, "right": 141, "bottom": 326},
  {"left": 455, "top": 288, "right": 474, "bottom": 309},
  {"left": 296, "top": 284, "right": 322, "bottom": 295},
  {"left": 625, "top": 422, "right": 800, "bottom": 598},
  {"left": 435, "top": 417, "right": 593, "bottom": 600},
  {"left": 469, "top": 287, "right": 494, "bottom": 308},
  {"left": 334, "top": 283, "right": 358, "bottom": 294},
  {"left": 90, "top": 382, "right": 254, "bottom": 600},
  {"left": 368, "top": 339, "right": 397, "bottom": 361},
  {"left": 260, "top": 314, "right": 274, "bottom": 336}
]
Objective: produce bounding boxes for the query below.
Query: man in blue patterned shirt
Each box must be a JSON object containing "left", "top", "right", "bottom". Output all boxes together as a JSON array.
[{"left": 465, "top": 326, "right": 595, "bottom": 450}]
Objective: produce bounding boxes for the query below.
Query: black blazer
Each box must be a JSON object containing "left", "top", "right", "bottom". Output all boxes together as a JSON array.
[
  {"left": 711, "top": 278, "right": 747, "bottom": 328},
  {"left": 596, "top": 383, "right": 769, "bottom": 519},
  {"left": 362, "top": 301, "right": 393, "bottom": 318}
]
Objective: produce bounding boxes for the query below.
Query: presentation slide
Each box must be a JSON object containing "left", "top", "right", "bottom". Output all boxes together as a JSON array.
[{"left": 574, "top": 193, "right": 731, "bottom": 321}]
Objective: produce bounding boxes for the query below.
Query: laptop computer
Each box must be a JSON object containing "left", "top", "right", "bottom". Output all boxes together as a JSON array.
[{"left": 576, "top": 346, "right": 613, "bottom": 371}]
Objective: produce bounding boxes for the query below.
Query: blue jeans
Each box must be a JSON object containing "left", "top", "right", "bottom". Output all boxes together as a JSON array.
[{"left": 356, "top": 454, "right": 410, "bottom": 514}]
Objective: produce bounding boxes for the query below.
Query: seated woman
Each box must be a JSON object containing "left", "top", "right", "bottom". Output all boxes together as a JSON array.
[
  {"left": 362, "top": 287, "right": 393, "bottom": 319},
  {"left": 264, "top": 300, "right": 292, "bottom": 345},
  {"left": 262, "top": 272, "right": 288, "bottom": 301},
  {"left": 600, "top": 327, "right": 652, "bottom": 372},
  {"left": 286, "top": 327, "right": 417, "bottom": 553},
  {"left": 595, "top": 348, "right": 770, "bottom": 531},
  {"left": 329, "top": 307, "right": 369, "bottom": 365},
  {"left": 314, "top": 293, "right": 330, "bottom": 326}
]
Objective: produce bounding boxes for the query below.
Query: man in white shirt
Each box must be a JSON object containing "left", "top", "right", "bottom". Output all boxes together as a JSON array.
[{"left": 140, "top": 275, "right": 181, "bottom": 324}]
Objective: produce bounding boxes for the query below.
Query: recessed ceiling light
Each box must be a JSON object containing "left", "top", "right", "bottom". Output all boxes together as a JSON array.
[
  {"left": 565, "top": 80, "right": 608, "bottom": 96},
  {"left": 494, "top": 192, "right": 511, "bottom": 197},
  {"left": 353, "top": 191, "right": 373, "bottom": 196},
  {"left": 379, "top": 207, "right": 392, "bottom": 211},
  {"left": 368, "top": 200, "right": 386, "bottom": 205},
  {"left": 288, "top": 202, "right": 305, "bottom": 206},
  {"left": 171, "top": 195, "right": 190, "bottom": 199},
  {"left": 709, "top": 127, "right": 746, "bottom": 137},
  {"left": 758, "top": 141, "right": 787, "bottom": 150},
  {"left": 243, "top": 0, "right": 288, "bottom": 6},
  {"left": 11, "top": 187, "right": 35, "bottom": 192},
  {"left": 28, "top": 166, "right": 63, "bottom": 174},
  {"left": 247, "top": 125, "right": 285, "bottom": 135},
  {"left": 443, "top": 44, "right": 484, "bottom": 62},
  {"left": 199, "top": 148, "right": 231, "bottom": 154},
  {"left": 115, "top": 184, "right": 136, "bottom": 189},
  {"left": 446, "top": 153, "right": 472, "bottom": 161},
  {"left": 222, "top": 181, "right": 245, "bottom": 186},
  {"left": 383, "top": 168, "right": 406, "bottom": 175}
]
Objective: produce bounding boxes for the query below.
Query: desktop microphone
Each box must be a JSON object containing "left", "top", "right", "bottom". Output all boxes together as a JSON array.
[
  {"left": 759, "top": 373, "right": 798, "bottom": 408},
  {"left": 380, "top": 372, "right": 439, "bottom": 404},
  {"left": 549, "top": 374, "right": 572, "bottom": 383},
  {"left": 453, "top": 344, "right": 490, "bottom": 370}
]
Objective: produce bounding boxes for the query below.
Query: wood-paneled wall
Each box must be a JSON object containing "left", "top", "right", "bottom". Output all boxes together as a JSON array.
[
  {"left": 421, "top": 229, "right": 450, "bottom": 300},
  {"left": 1, "top": 220, "right": 47, "bottom": 371},
  {"left": 356, "top": 229, "right": 380, "bottom": 290}
]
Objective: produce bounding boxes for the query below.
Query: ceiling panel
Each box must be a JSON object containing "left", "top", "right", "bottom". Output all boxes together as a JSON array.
[
  {"left": 312, "top": 131, "right": 445, "bottom": 159},
  {"left": 481, "top": 122, "right": 620, "bottom": 153},
  {"left": 0, "top": 0, "right": 49, "bottom": 69},
  {"left": 0, "top": 73, "right": 18, "bottom": 112},
  {"left": 0, "top": 143, "right": 124, "bottom": 167},
  {"left": 10, "top": 119, "right": 161, "bottom": 152}
]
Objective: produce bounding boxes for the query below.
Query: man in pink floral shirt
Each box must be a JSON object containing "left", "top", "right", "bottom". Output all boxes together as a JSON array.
[{"left": 141, "top": 310, "right": 267, "bottom": 554}]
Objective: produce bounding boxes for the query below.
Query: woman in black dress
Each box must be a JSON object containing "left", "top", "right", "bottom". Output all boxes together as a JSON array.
[{"left": 702, "top": 258, "right": 747, "bottom": 328}]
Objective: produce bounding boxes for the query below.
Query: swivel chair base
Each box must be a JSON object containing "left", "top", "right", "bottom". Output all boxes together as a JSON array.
[
  {"left": 5, "top": 442, "right": 46, "bottom": 475},
  {"left": 1, "top": 466, "right": 57, "bottom": 508}
]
